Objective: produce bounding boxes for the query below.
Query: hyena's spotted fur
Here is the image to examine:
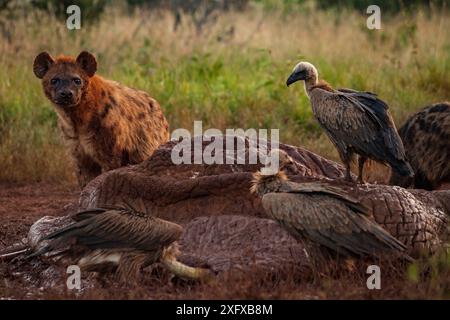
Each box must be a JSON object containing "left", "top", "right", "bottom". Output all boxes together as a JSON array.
[
  {"left": 34, "top": 51, "right": 169, "bottom": 188},
  {"left": 390, "top": 102, "right": 450, "bottom": 190}
]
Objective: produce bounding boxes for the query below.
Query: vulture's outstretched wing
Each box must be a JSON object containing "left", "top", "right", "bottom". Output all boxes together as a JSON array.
[
  {"left": 261, "top": 190, "right": 407, "bottom": 258},
  {"left": 31, "top": 207, "right": 182, "bottom": 256},
  {"left": 315, "top": 90, "right": 412, "bottom": 176}
]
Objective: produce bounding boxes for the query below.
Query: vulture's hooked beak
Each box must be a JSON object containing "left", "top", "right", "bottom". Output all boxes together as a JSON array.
[{"left": 286, "top": 70, "right": 305, "bottom": 87}]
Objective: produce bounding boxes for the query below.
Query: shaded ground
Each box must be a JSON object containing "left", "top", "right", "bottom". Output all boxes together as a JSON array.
[
  {"left": 0, "top": 183, "right": 449, "bottom": 300},
  {"left": 0, "top": 183, "right": 78, "bottom": 249}
]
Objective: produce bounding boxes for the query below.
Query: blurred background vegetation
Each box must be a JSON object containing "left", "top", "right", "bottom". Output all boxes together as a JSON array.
[{"left": 0, "top": 0, "right": 449, "bottom": 184}]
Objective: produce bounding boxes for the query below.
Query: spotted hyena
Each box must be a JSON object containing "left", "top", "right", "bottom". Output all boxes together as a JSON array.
[
  {"left": 33, "top": 51, "right": 169, "bottom": 188},
  {"left": 390, "top": 102, "right": 450, "bottom": 190}
]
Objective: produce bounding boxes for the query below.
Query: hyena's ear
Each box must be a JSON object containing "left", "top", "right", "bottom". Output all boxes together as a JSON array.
[
  {"left": 33, "top": 52, "right": 55, "bottom": 79},
  {"left": 76, "top": 51, "right": 97, "bottom": 77}
]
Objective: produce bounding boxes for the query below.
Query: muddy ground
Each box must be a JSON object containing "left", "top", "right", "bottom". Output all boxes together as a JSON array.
[
  {"left": 0, "top": 183, "right": 449, "bottom": 300},
  {"left": 0, "top": 183, "right": 78, "bottom": 248}
]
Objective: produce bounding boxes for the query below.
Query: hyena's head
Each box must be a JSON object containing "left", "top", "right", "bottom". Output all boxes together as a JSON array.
[{"left": 33, "top": 51, "right": 97, "bottom": 108}]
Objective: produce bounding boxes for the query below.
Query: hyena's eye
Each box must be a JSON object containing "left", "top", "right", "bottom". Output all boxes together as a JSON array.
[
  {"left": 73, "top": 78, "right": 82, "bottom": 85},
  {"left": 50, "top": 78, "right": 59, "bottom": 85}
]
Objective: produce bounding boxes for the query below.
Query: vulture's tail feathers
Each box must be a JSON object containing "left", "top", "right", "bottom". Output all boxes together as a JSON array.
[{"left": 389, "top": 158, "right": 414, "bottom": 178}]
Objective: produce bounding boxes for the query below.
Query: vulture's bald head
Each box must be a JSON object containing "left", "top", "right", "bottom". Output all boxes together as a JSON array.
[{"left": 286, "top": 61, "right": 318, "bottom": 86}]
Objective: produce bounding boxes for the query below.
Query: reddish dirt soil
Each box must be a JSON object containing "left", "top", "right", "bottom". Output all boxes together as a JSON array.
[
  {"left": 0, "top": 183, "right": 448, "bottom": 300},
  {"left": 0, "top": 182, "right": 78, "bottom": 249}
]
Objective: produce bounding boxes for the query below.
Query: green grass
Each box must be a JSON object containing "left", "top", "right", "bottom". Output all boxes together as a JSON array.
[{"left": 0, "top": 4, "right": 449, "bottom": 183}]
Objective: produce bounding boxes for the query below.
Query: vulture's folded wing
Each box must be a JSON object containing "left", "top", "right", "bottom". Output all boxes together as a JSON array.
[
  {"left": 261, "top": 192, "right": 407, "bottom": 258},
  {"left": 318, "top": 92, "right": 408, "bottom": 167},
  {"left": 337, "top": 88, "right": 377, "bottom": 96},
  {"left": 35, "top": 208, "right": 182, "bottom": 255},
  {"left": 280, "top": 181, "right": 367, "bottom": 214}
]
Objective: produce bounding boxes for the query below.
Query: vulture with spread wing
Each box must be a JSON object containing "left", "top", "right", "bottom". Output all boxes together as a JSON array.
[
  {"left": 251, "top": 150, "right": 409, "bottom": 261},
  {"left": 27, "top": 205, "right": 212, "bottom": 282},
  {"left": 286, "top": 61, "right": 413, "bottom": 183}
]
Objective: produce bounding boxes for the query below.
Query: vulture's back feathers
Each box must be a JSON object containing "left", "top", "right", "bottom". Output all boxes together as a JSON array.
[
  {"left": 261, "top": 182, "right": 409, "bottom": 259},
  {"left": 310, "top": 86, "right": 413, "bottom": 177},
  {"left": 32, "top": 207, "right": 182, "bottom": 257}
]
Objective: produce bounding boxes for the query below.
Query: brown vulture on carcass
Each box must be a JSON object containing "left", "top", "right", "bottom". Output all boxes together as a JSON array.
[
  {"left": 251, "top": 150, "right": 410, "bottom": 262},
  {"left": 286, "top": 61, "right": 414, "bottom": 183},
  {"left": 25, "top": 204, "right": 212, "bottom": 282}
]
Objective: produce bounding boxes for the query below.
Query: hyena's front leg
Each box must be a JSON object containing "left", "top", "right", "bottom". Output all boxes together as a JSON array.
[{"left": 74, "top": 152, "right": 102, "bottom": 189}]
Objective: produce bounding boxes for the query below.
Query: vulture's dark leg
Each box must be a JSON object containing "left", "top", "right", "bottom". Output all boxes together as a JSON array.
[
  {"left": 341, "top": 153, "right": 353, "bottom": 182},
  {"left": 344, "top": 161, "right": 353, "bottom": 182},
  {"left": 337, "top": 150, "right": 354, "bottom": 182},
  {"left": 357, "top": 156, "right": 367, "bottom": 184}
]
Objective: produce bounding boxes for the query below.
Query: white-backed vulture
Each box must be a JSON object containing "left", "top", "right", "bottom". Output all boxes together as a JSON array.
[
  {"left": 286, "top": 61, "right": 414, "bottom": 183},
  {"left": 251, "top": 150, "right": 409, "bottom": 261},
  {"left": 24, "top": 205, "right": 212, "bottom": 282}
]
